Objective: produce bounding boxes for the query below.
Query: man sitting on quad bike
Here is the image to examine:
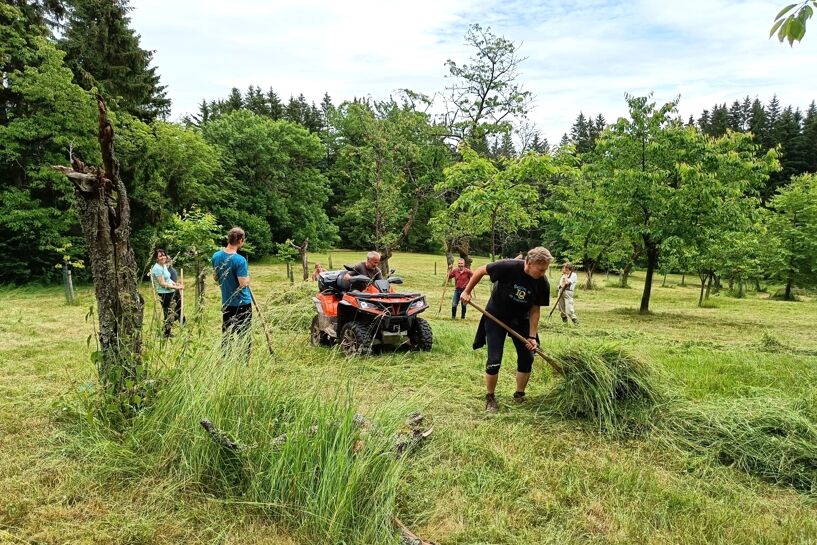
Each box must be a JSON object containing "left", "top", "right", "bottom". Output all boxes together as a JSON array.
[
  {"left": 310, "top": 259, "right": 432, "bottom": 356},
  {"left": 353, "top": 251, "right": 383, "bottom": 279}
]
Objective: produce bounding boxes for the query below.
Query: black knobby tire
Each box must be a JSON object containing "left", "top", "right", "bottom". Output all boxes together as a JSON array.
[
  {"left": 339, "top": 321, "right": 374, "bottom": 357},
  {"left": 310, "top": 315, "right": 332, "bottom": 347},
  {"left": 408, "top": 317, "right": 433, "bottom": 351}
]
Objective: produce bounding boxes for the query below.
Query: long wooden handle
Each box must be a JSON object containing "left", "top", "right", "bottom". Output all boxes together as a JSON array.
[
  {"left": 466, "top": 300, "right": 563, "bottom": 375},
  {"left": 180, "top": 268, "right": 185, "bottom": 324},
  {"left": 548, "top": 287, "right": 565, "bottom": 318},
  {"left": 249, "top": 288, "right": 274, "bottom": 357}
]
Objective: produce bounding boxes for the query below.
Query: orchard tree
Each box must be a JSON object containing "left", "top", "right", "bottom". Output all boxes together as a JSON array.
[
  {"left": 163, "top": 207, "right": 222, "bottom": 309},
  {"left": 765, "top": 173, "right": 817, "bottom": 300},
  {"left": 556, "top": 151, "right": 629, "bottom": 290},
  {"left": 330, "top": 100, "right": 449, "bottom": 274},
  {"left": 596, "top": 95, "right": 776, "bottom": 313},
  {"left": 434, "top": 146, "right": 556, "bottom": 261}
]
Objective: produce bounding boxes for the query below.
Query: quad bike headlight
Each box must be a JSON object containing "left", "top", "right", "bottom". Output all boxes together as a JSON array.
[
  {"left": 358, "top": 300, "right": 375, "bottom": 309},
  {"left": 409, "top": 297, "right": 426, "bottom": 309}
]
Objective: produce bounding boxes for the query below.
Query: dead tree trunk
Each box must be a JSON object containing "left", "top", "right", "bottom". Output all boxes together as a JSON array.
[
  {"left": 53, "top": 95, "right": 144, "bottom": 397},
  {"left": 289, "top": 238, "right": 309, "bottom": 281}
]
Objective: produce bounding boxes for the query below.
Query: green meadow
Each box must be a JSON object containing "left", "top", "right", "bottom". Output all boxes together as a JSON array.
[{"left": 2, "top": 250, "right": 816, "bottom": 544}]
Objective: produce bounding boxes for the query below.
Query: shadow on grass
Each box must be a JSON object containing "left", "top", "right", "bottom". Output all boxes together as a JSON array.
[{"left": 608, "top": 307, "right": 761, "bottom": 330}]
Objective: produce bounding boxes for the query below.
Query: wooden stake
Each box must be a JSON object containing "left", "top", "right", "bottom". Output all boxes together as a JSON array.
[{"left": 180, "top": 268, "right": 185, "bottom": 326}]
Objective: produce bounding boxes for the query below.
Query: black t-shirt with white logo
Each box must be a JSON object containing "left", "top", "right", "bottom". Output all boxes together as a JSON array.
[{"left": 485, "top": 259, "right": 549, "bottom": 320}]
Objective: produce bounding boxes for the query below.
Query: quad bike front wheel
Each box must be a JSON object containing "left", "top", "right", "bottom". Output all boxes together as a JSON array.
[
  {"left": 408, "top": 317, "right": 433, "bottom": 351},
  {"left": 339, "top": 321, "right": 374, "bottom": 357},
  {"left": 310, "top": 315, "right": 332, "bottom": 347}
]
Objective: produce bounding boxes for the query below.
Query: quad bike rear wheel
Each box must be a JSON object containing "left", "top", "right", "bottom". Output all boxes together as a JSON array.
[
  {"left": 310, "top": 315, "right": 332, "bottom": 347},
  {"left": 339, "top": 321, "right": 374, "bottom": 357},
  {"left": 408, "top": 317, "right": 433, "bottom": 351}
]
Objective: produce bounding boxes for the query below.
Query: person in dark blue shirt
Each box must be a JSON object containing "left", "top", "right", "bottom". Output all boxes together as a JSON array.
[{"left": 212, "top": 227, "right": 252, "bottom": 349}]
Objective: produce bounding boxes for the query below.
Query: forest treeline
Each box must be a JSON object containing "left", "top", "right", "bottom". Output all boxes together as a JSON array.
[{"left": 2, "top": 1, "right": 816, "bottom": 311}]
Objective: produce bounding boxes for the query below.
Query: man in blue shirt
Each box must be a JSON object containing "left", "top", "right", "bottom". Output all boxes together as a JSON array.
[{"left": 212, "top": 227, "right": 253, "bottom": 346}]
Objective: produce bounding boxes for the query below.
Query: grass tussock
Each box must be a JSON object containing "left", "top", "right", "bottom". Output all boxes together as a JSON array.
[
  {"left": 661, "top": 398, "right": 817, "bottom": 492},
  {"left": 66, "top": 337, "right": 406, "bottom": 545},
  {"left": 543, "top": 345, "right": 664, "bottom": 435}
]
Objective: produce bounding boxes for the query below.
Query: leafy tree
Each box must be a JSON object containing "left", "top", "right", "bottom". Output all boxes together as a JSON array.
[
  {"left": 765, "top": 173, "right": 817, "bottom": 300},
  {"left": 202, "top": 110, "right": 337, "bottom": 255},
  {"left": 557, "top": 155, "right": 630, "bottom": 289},
  {"left": 0, "top": 2, "right": 98, "bottom": 282},
  {"left": 116, "top": 116, "right": 222, "bottom": 265},
  {"left": 163, "top": 207, "right": 222, "bottom": 309},
  {"left": 434, "top": 146, "right": 557, "bottom": 261},
  {"left": 58, "top": 0, "right": 170, "bottom": 121},
  {"left": 329, "top": 100, "right": 449, "bottom": 272},
  {"left": 442, "top": 24, "right": 531, "bottom": 154},
  {"left": 770, "top": 1, "right": 815, "bottom": 44},
  {"left": 595, "top": 95, "right": 776, "bottom": 313}
]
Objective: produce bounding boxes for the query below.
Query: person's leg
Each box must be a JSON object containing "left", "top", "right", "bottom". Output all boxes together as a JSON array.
[
  {"left": 451, "top": 288, "right": 462, "bottom": 319},
  {"left": 234, "top": 304, "right": 253, "bottom": 361},
  {"left": 558, "top": 291, "right": 568, "bottom": 322},
  {"left": 461, "top": 294, "right": 467, "bottom": 319},
  {"left": 171, "top": 290, "right": 184, "bottom": 325},
  {"left": 511, "top": 329, "right": 534, "bottom": 399},
  {"left": 484, "top": 320, "right": 506, "bottom": 395},
  {"left": 564, "top": 291, "right": 578, "bottom": 324},
  {"left": 222, "top": 305, "right": 237, "bottom": 352},
  {"left": 160, "top": 292, "right": 173, "bottom": 337}
]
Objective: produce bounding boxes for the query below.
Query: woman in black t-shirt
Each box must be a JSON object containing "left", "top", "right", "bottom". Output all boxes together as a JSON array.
[{"left": 460, "top": 247, "right": 554, "bottom": 413}]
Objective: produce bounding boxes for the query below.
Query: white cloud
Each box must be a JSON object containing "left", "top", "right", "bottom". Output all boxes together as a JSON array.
[{"left": 130, "top": 0, "right": 817, "bottom": 143}]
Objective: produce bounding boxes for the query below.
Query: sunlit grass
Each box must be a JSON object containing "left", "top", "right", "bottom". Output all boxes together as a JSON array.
[{"left": 2, "top": 251, "right": 817, "bottom": 544}]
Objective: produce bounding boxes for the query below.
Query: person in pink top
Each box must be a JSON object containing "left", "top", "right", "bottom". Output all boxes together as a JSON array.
[{"left": 447, "top": 258, "right": 474, "bottom": 319}]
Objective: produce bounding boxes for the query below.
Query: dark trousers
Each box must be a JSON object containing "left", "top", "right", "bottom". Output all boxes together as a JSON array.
[
  {"left": 484, "top": 317, "right": 534, "bottom": 375},
  {"left": 221, "top": 304, "right": 252, "bottom": 365},
  {"left": 222, "top": 303, "right": 252, "bottom": 334},
  {"left": 452, "top": 288, "right": 467, "bottom": 319},
  {"left": 159, "top": 291, "right": 182, "bottom": 337}
]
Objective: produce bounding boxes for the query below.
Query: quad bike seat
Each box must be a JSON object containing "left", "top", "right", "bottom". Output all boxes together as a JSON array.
[{"left": 318, "top": 270, "right": 371, "bottom": 294}]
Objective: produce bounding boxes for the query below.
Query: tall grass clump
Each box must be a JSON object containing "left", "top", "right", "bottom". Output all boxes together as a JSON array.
[
  {"left": 660, "top": 397, "right": 817, "bottom": 492},
  {"left": 542, "top": 344, "right": 663, "bottom": 435},
  {"left": 64, "top": 332, "right": 408, "bottom": 545}
]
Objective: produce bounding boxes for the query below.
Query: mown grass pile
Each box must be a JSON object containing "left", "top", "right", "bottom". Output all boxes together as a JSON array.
[
  {"left": 542, "top": 344, "right": 664, "bottom": 435},
  {"left": 660, "top": 397, "right": 817, "bottom": 492},
  {"left": 539, "top": 343, "right": 817, "bottom": 491},
  {"left": 67, "top": 335, "right": 407, "bottom": 545},
  {"left": 265, "top": 283, "right": 316, "bottom": 331}
]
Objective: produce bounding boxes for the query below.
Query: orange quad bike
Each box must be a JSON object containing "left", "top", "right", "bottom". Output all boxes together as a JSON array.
[{"left": 310, "top": 266, "right": 433, "bottom": 356}]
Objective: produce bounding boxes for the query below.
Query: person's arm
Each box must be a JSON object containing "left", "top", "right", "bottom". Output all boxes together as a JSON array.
[
  {"left": 526, "top": 305, "right": 541, "bottom": 351},
  {"left": 459, "top": 265, "right": 488, "bottom": 303},
  {"left": 237, "top": 257, "right": 250, "bottom": 288},
  {"left": 154, "top": 268, "right": 181, "bottom": 290}
]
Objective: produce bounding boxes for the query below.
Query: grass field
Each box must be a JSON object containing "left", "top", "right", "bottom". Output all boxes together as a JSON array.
[{"left": 2, "top": 250, "right": 817, "bottom": 544}]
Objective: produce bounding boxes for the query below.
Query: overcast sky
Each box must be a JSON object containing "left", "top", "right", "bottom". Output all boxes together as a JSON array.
[{"left": 130, "top": 0, "right": 817, "bottom": 143}]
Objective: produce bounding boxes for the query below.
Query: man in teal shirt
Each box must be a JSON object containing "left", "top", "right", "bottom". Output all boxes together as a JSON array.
[{"left": 212, "top": 227, "right": 252, "bottom": 346}]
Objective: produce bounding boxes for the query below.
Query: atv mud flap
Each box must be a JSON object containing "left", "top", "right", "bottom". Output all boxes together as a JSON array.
[{"left": 317, "top": 314, "right": 336, "bottom": 337}]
